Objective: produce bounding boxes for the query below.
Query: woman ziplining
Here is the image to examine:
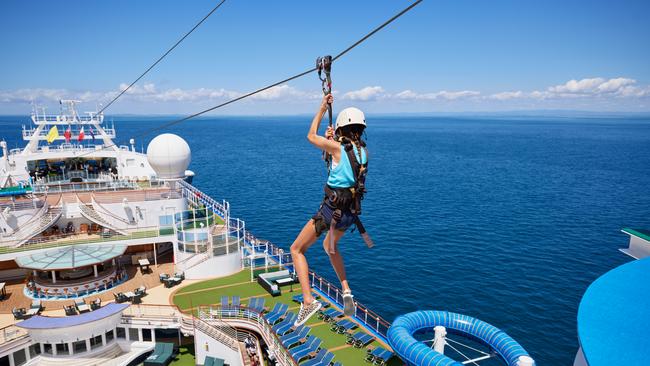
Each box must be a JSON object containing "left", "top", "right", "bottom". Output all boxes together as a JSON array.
[{"left": 290, "top": 92, "right": 370, "bottom": 326}]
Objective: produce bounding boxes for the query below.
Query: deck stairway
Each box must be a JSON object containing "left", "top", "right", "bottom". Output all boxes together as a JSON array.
[
  {"left": 195, "top": 311, "right": 240, "bottom": 351},
  {"left": 36, "top": 343, "right": 124, "bottom": 366},
  {"left": 77, "top": 196, "right": 128, "bottom": 236},
  {"left": 90, "top": 194, "right": 134, "bottom": 226},
  {"left": 3, "top": 198, "right": 63, "bottom": 247}
]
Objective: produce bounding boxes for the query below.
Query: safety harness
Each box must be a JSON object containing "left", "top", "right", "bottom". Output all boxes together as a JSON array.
[{"left": 321, "top": 136, "right": 374, "bottom": 253}]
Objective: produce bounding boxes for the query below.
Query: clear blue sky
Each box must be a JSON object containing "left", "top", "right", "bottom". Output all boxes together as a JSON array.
[{"left": 1, "top": 0, "right": 649, "bottom": 114}]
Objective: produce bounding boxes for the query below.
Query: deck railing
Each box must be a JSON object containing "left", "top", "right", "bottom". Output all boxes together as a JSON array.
[
  {"left": 199, "top": 305, "right": 298, "bottom": 366},
  {"left": 0, "top": 325, "right": 28, "bottom": 345},
  {"left": 0, "top": 225, "right": 173, "bottom": 254},
  {"left": 310, "top": 271, "right": 392, "bottom": 339}
]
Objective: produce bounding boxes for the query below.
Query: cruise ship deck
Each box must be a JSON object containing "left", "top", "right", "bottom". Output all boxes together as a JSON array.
[{"left": 172, "top": 270, "right": 400, "bottom": 366}]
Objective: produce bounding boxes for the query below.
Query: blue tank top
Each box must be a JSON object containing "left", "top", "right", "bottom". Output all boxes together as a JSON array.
[{"left": 327, "top": 144, "right": 367, "bottom": 188}]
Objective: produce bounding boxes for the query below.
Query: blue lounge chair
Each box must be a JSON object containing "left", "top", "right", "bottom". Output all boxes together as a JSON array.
[
  {"left": 280, "top": 325, "right": 310, "bottom": 348},
  {"left": 290, "top": 336, "right": 321, "bottom": 361},
  {"left": 330, "top": 319, "right": 358, "bottom": 333},
  {"left": 291, "top": 292, "right": 319, "bottom": 303},
  {"left": 302, "top": 349, "right": 334, "bottom": 366},
  {"left": 220, "top": 296, "right": 229, "bottom": 308},
  {"left": 354, "top": 333, "right": 374, "bottom": 348},
  {"left": 232, "top": 295, "right": 240, "bottom": 307},
  {"left": 264, "top": 303, "right": 288, "bottom": 324},
  {"left": 248, "top": 297, "right": 266, "bottom": 313},
  {"left": 256, "top": 297, "right": 266, "bottom": 312},
  {"left": 374, "top": 348, "right": 394, "bottom": 365},
  {"left": 319, "top": 308, "right": 343, "bottom": 322},
  {"left": 290, "top": 336, "right": 321, "bottom": 359},
  {"left": 301, "top": 349, "right": 327, "bottom": 366},
  {"left": 273, "top": 313, "right": 297, "bottom": 335}
]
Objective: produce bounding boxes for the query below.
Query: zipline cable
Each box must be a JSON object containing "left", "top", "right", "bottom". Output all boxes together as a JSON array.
[
  {"left": 97, "top": 0, "right": 228, "bottom": 115},
  {"left": 80, "top": 0, "right": 423, "bottom": 156}
]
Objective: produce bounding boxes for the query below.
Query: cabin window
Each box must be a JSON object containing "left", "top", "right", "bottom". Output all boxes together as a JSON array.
[
  {"left": 28, "top": 344, "right": 41, "bottom": 358},
  {"left": 116, "top": 327, "right": 126, "bottom": 339},
  {"left": 129, "top": 328, "right": 139, "bottom": 341},
  {"left": 106, "top": 330, "right": 115, "bottom": 343},
  {"left": 12, "top": 349, "right": 26, "bottom": 366},
  {"left": 142, "top": 328, "right": 152, "bottom": 342},
  {"left": 43, "top": 344, "right": 53, "bottom": 355},
  {"left": 73, "top": 340, "right": 87, "bottom": 354},
  {"left": 55, "top": 343, "right": 69, "bottom": 355},
  {"left": 90, "top": 335, "right": 102, "bottom": 350}
]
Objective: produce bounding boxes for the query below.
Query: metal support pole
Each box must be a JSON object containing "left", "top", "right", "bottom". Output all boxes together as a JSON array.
[{"left": 433, "top": 326, "right": 446, "bottom": 354}]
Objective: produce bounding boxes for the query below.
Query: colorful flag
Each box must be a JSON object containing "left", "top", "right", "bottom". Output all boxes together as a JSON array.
[
  {"left": 78, "top": 126, "right": 85, "bottom": 142},
  {"left": 89, "top": 127, "right": 95, "bottom": 141},
  {"left": 46, "top": 126, "right": 59, "bottom": 143},
  {"left": 64, "top": 125, "right": 71, "bottom": 143}
]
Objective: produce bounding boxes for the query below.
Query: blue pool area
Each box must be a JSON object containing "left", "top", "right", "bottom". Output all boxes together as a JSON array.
[{"left": 577, "top": 257, "right": 650, "bottom": 366}]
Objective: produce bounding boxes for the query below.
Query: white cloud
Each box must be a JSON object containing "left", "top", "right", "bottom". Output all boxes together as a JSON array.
[
  {"left": 1, "top": 77, "right": 649, "bottom": 113},
  {"left": 250, "top": 84, "right": 319, "bottom": 101},
  {"left": 394, "top": 89, "right": 480, "bottom": 100},
  {"left": 490, "top": 91, "right": 524, "bottom": 100},
  {"left": 549, "top": 78, "right": 605, "bottom": 94},
  {"left": 342, "top": 86, "right": 385, "bottom": 101}
]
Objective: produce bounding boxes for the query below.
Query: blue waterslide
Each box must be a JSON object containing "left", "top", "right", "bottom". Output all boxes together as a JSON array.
[{"left": 387, "top": 310, "right": 532, "bottom": 366}]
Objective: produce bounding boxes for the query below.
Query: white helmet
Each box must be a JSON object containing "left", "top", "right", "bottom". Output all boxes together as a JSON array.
[{"left": 335, "top": 107, "right": 366, "bottom": 130}]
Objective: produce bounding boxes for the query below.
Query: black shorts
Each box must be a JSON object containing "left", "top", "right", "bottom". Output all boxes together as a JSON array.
[{"left": 312, "top": 202, "right": 355, "bottom": 237}]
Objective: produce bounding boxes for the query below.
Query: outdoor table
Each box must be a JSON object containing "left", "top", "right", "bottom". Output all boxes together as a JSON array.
[
  {"left": 138, "top": 258, "right": 151, "bottom": 273},
  {"left": 124, "top": 291, "right": 136, "bottom": 299},
  {"left": 25, "top": 308, "right": 39, "bottom": 316},
  {"left": 0, "top": 282, "right": 5, "bottom": 300}
]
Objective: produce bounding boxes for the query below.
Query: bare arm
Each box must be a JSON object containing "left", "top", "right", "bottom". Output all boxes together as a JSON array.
[{"left": 307, "top": 94, "right": 340, "bottom": 157}]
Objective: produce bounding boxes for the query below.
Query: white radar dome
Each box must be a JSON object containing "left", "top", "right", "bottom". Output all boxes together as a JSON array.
[{"left": 146, "top": 133, "right": 191, "bottom": 180}]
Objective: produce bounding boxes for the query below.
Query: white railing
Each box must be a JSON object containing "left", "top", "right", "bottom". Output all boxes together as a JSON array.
[
  {"left": 200, "top": 305, "right": 297, "bottom": 366},
  {"left": 0, "top": 325, "right": 28, "bottom": 345},
  {"left": 121, "top": 304, "right": 239, "bottom": 351}
]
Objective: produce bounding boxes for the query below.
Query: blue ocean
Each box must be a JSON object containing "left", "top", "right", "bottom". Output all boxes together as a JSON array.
[{"left": 2, "top": 114, "right": 649, "bottom": 365}]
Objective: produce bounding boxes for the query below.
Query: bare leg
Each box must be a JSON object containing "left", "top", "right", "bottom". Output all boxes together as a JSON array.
[
  {"left": 323, "top": 229, "right": 351, "bottom": 292},
  {"left": 290, "top": 220, "right": 319, "bottom": 305}
]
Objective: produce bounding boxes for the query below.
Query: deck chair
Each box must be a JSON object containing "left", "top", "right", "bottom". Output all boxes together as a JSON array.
[
  {"left": 231, "top": 295, "right": 240, "bottom": 307},
  {"left": 290, "top": 336, "right": 322, "bottom": 362},
  {"left": 264, "top": 303, "right": 288, "bottom": 324},
  {"left": 273, "top": 313, "right": 297, "bottom": 335},
  {"left": 354, "top": 333, "right": 374, "bottom": 348},
  {"left": 302, "top": 349, "right": 334, "bottom": 366},
  {"left": 281, "top": 325, "right": 310, "bottom": 349},
  {"left": 319, "top": 308, "right": 343, "bottom": 322},
  {"left": 374, "top": 349, "right": 394, "bottom": 366},
  {"left": 301, "top": 349, "right": 327, "bottom": 366}
]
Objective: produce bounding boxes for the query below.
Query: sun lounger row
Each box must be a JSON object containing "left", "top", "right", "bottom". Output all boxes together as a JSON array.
[
  {"left": 247, "top": 297, "right": 266, "bottom": 312},
  {"left": 302, "top": 348, "right": 335, "bottom": 366},
  {"left": 272, "top": 312, "right": 297, "bottom": 335},
  {"left": 330, "top": 318, "right": 358, "bottom": 333},
  {"left": 280, "top": 324, "right": 310, "bottom": 349},
  {"left": 346, "top": 331, "right": 375, "bottom": 348},
  {"left": 289, "top": 335, "right": 322, "bottom": 362},
  {"left": 366, "top": 346, "right": 394, "bottom": 365},
  {"left": 319, "top": 307, "right": 343, "bottom": 322},
  {"left": 264, "top": 303, "right": 289, "bottom": 324}
]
